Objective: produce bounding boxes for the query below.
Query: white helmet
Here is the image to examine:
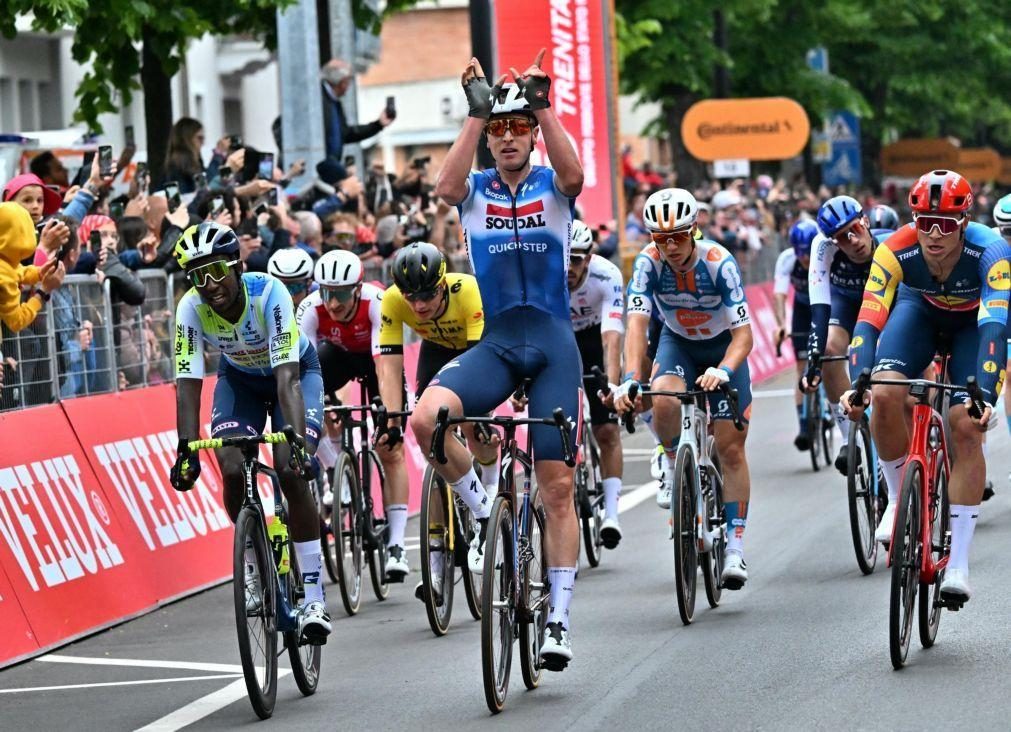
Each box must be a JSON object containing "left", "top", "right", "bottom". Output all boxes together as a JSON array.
[
  {"left": 491, "top": 83, "right": 532, "bottom": 117},
  {"left": 642, "top": 188, "right": 699, "bottom": 232},
  {"left": 268, "top": 248, "right": 314, "bottom": 281},
  {"left": 314, "top": 250, "right": 363, "bottom": 287},
  {"left": 993, "top": 194, "right": 1011, "bottom": 228},
  {"left": 570, "top": 220, "right": 594, "bottom": 255}
]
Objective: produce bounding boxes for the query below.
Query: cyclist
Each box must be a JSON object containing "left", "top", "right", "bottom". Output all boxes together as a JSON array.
[
  {"left": 773, "top": 219, "right": 818, "bottom": 451},
  {"left": 989, "top": 193, "right": 1011, "bottom": 496},
  {"left": 374, "top": 242, "right": 499, "bottom": 602},
  {"left": 169, "top": 221, "right": 331, "bottom": 644},
  {"left": 410, "top": 51, "right": 584, "bottom": 667},
  {"left": 804, "top": 195, "right": 893, "bottom": 474},
  {"left": 267, "top": 248, "right": 316, "bottom": 308},
  {"left": 296, "top": 250, "right": 412, "bottom": 583},
  {"left": 567, "top": 219, "right": 625, "bottom": 548},
  {"left": 867, "top": 204, "right": 901, "bottom": 231},
  {"left": 614, "top": 188, "right": 754, "bottom": 590},
  {"left": 842, "top": 170, "right": 1011, "bottom": 604}
]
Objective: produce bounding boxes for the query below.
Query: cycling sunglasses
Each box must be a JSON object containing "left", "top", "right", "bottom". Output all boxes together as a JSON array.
[
  {"left": 831, "top": 219, "right": 864, "bottom": 245},
  {"left": 320, "top": 285, "right": 358, "bottom": 303},
  {"left": 650, "top": 230, "right": 693, "bottom": 245},
  {"left": 915, "top": 213, "right": 965, "bottom": 236},
  {"left": 188, "top": 260, "right": 237, "bottom": 288},
  {"left": 403, "top": 286, "right": 442, "bottom": 303},
  {"left": 485, "top": 118, "right": 533, "bottom": 137},
  {"left": 569, "top": 254, "right": 588, "bottom": 265}
]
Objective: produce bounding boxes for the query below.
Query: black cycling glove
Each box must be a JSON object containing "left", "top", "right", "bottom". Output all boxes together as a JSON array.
[
  {"left": 517, "top": 74, "right": 551, "bottom": 110},
  {"left": 170, "top": 438, "right": 200, "bottom": 492}
]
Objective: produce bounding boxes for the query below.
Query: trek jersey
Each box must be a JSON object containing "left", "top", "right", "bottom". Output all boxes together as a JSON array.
[
  {"left": 296, "top": 282, "right": 384, "bottom": 357},
  {"left": 849, "top": 222, "right": 1011, "bottom": 398},
  {"left": 626, "top": 240, "right": 750, "bottom": 339},
  {"left": 174, "top": 272, "right": 308, "bottom": 378},
  {"left": 773, "top": 248, "right": 809, "bottom": 304},
  {"left": 378, "top": 273, "right": 484, "bottom": 354},
  {"left": 569, "top": 254, "right": 625, "bottom": 334},
  {"left": 459, "top": 165, "right": 575, "bottom": 322}
]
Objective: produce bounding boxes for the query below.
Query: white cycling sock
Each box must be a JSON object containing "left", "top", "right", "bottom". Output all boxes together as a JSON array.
[
  {"left": 546, "top": 566, "right": 577, "bottom": 628},
  {"left": 478, "top": 457, "right": 499, "bottom": 492},
  {"left": 833, "top": 403, "right": 850, "bottom": 444},
  {"left": 947, "top": 504, "right": 979, "bottom": 572},
  {"left": 386, "top": 503, "right": 408, "bottom": 548},
  {"left": 315, "top": 437, "right": 337, "bottom": 471},
  {"left": 293, "top": 540, "right": 324, "bottom": 604},
  {"left": 450, "top": 468, "right": 492, "bottom": 519},
  {"left": 640, "top": 408, "right": 661, "bottom": 445},
  {"left": 880, "top": 456, "right": 906, "bottom": 503},
  {"left": 603, "top": 477, "right": 621, "bottom": 519}
]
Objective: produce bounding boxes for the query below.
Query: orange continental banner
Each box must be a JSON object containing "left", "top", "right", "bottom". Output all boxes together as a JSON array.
[
  {"left": 956, "top": 147, "right": 1001, "bottom": 182},
  {"left": 881, "top": 138, "right": 959, "bottom": 177},
  {"left": 681, "top": 97, "right": 810, "bottom": 162}
]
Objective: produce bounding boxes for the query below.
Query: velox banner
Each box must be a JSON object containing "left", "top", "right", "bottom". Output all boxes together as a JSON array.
[{"left": 494, "top": 0, "right": 618, "bottom": 227}]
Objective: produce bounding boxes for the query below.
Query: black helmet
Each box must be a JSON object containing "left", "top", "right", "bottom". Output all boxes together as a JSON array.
[
  {"left": 867, "top": 204, "right": 900, "bottom": 231},
  {"left": 392, "top": 242, "right": 446, "bottom": 295}
]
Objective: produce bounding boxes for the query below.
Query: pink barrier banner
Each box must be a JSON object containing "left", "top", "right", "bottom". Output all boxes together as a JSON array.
[{"left": 745, "top": 281, "right": 796, "bottom": 382}]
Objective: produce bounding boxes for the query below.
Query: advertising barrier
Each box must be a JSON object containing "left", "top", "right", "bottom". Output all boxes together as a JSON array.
[{"left": 681, "top": 97, "right": 811, "bottom": 162}]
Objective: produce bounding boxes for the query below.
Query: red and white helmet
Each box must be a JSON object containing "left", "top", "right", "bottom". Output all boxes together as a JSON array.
[{"left": 908, "top": 170, "right": 973, "bottom": 215}]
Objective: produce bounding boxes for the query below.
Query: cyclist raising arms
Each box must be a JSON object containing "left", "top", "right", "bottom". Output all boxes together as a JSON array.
[
  {"left": 614, "top": 188, "right": 754, "bottom": 590},
  {"left": 842, "top": 170, "right": 1011, "bottom": 603},
  {"left": 567, "top": 219, "right": 626, "bottom": 547},
  {"left": 169, "top": 222, "right": 331, "bottom": 643},
  {"left": 411, "top": 50, "right": 584, "bottom": 667}
]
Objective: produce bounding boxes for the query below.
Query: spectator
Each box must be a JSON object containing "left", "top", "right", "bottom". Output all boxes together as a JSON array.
[
  {"left": 76, "top": 215, "right": 146, "bottom": 306},
  {"left": 319, "top": 59, "right": 393, "bottom": 181},
  {"left": 29, "top": 152, "right": 71, "bottom": 189},
  {"left": 3, "top": 173, "right": 72, "bottom": 256},
  {"left": 293, "top": 211, "right": 324, "bottom": 258},
  {"left": 116, "top": 216, "right": 159, "bottom": 269},
  {"left": 143, "top": 192, "right": 193, "bottom": 271},
  {"left": 236, "top": 217, "right": 266, "bottom": 271},
  {"left": 164, "top": 117, "right": 207, "bottom": 193},
  {"left": 323, "top": 212, "right": 359, "bottom": 252}
]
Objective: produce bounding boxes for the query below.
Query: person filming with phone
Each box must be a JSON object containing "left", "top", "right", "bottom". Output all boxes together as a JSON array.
[{"left": 319, "top": 58, "right": 394, "bottom": 181}]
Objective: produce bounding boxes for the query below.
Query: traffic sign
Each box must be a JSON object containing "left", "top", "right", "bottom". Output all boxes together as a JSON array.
[
  {"left": 823, "top": 110, "right": 861, "bottom": 186},
  {"left": 713, "top": 159, "right": 751, "bottom": 178}
]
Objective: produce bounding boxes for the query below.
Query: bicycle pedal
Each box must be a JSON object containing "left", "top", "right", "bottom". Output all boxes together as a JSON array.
[
  {"left": 299, "top": 630, "right": 329, "bottom": 647},
  {"left": 385, "top": 573, "right": 406, "bottom": 584},
  {"left": 539, "top": 656, "right": 569, "bottom": 673}
]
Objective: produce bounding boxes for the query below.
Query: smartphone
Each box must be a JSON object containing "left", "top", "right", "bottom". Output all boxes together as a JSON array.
[
  {"left": 385, "top": 95, "right": 396, "bottom": 120},
  {"left": 228, "top": 135, "right": 243, "bottom": 152},
  {"left": 89, "top": 230, "right": 103, "bottom": 254},
  {"left": 124, "top": 125, "right": 135, "bottom": 148},
  {"left": 109, "top": 201, "right": 125, "bottom": 220},
  {"left": 254, "top": 199, "right": 269, "bottom": 216},
  {"left": 209, "top": 196, "right": 226, "bottom": 219},
  {"left": 72, "top": 151, "right": 96, "bottom": 187},
  {"left": 56, "top": 241, "right": 73, "bottom": 262},
  {"left": 258, "top": 153, "right": 274, "bottom": 180},
  {"left": 99, "top": 145, "right": 114, "bottom": 177},
  {"left": 164, "top": 181, "right": 181, "bottom": 213},
  {"left": 135, "top": 162, "right": 148, "bottom": 192},
  {"left": 193, "top": 171, "right": 208, "bottom": 190},
  {"left": 267, "top": 188, "right": 278, "bottom": 206},
  {"left": 35, "top": 220, "right": 47, "bottom": 239}
]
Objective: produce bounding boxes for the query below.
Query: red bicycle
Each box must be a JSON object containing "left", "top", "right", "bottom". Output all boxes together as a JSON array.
[{"left": 850, "top": 367, "right": 985, "bottom": 669}]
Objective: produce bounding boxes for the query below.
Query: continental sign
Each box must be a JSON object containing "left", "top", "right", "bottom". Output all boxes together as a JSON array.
[
  {"left": 681, "top": 97, "right": 810, "bottom": 162},
  {"left": 956, "top": 147, "right": 1001, "bottom": 183},
  {"left": 880, "top": 138, "right": 959, "bottom": 177}
]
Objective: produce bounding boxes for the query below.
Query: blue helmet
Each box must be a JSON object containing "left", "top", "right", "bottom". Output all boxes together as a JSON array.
[
  {"left": 788, "top": 219, "right": 819, "bottom": 257},
  {"left": 816, "top": 195, "right": 863, "bottom": 237},
  {"left": 867, "top": 204, "right": 900, "bottom": 231}
]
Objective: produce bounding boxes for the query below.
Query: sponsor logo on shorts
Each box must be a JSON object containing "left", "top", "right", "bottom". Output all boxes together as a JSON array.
[
  {"left": 306, "top": 426, "right": 319, "bottom": 440},
  {"left": 984, "top": 360, "right": 998, "bottom": 373},
  {"left": 212, "top": 421, "right": 239, "bottom": 434}
]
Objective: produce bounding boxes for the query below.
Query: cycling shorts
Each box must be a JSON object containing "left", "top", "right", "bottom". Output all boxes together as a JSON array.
[
  {"left": 828, "top": 285, "right": 862, "bottom": 336},
  {"left": 212, "top": 344, "right": 324, "bottom": 449},
  {"left": 430, "top": 306, "right": 580, "bottom": 462},
  {"left": 791, "top": 299, "right": 811, "bottom": 360},
  {"left": 651, "top": 327, "right": 752, "bottom": 423},
  {"left": 416, "top": 340, "right": 468, "bottom": 396},
  {"left": 317, "top": 342, "right": 378, "bottom": 401},
  {"left": 575, "top": 324, "right": 617, "bottom": 426}
]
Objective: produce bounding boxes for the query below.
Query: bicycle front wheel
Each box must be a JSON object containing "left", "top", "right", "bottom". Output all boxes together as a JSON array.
[
  {"left": 919, "top": 455, "right": 949, "bottom": 648},
  {"left": 233, "top": 507, "right": 278, "bottom": 719},
  {"left": 458, "top": 496, "right": 483, "bottom": 621},
  {"left": 701, "top": 438, "right": 725, "bottom": 609},
  {"left": 420, "top": 466, "right": 455, "bottom": 636},
  {"left": 366, "top": 450, "right": 391, "bottom": 601},
  {"left": 284, "top": 549, "right": 321, "bottom": 696},
  {"left": 481, "top": 495, "right": 515, "bottom": 714},
  {"left": 519, "top": 503, "right": 548, "bottom": 689},
  {"left": 889, "top": 461, "right": 921, "bottom": 669},
  {"left": 672, "top": 445, "right": 698, "bottom": 625},
  {"left": 333, "top": 452, "right": 364, "bottom": 616},
  {"left": 847, "top": 416, "right": 878, "bottom": 575},
  {"left": 806, "top": 390, "right": 822, "bottom": 471}
]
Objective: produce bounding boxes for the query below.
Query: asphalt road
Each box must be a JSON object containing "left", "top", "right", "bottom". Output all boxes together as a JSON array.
[{"left": 5, "top": 371, "right": 1011, "bottom": 730}]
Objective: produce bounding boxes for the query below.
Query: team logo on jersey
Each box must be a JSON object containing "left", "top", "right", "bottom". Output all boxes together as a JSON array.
[
  {"left": 987, "top": 262, "right": 1011, "bottom": 290},
  {"left": 485, "top": 200, "right": 546, "bottom": 230},
  {"left": 675, "top": 309, "right": 711, "bottom": 327},
  {"left": 491, "top": 180, "right": 501, "bottom": 190},
  {"left": 706, "top": 247, "right": 723, "bottom": 262}
]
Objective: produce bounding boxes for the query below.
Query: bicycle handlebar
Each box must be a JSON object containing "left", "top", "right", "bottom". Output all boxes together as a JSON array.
[
  {"left": 371, "top": 396, "right": 412, "bottom": 449},
  {"left": 638, "top": 383, "right": 745, "bottom": 432},
  {"left": 589, "top": 366, "right": 638, "bottom": 433},
  {"left": 429, "top": 406, "right": 575, "bottom": 468},
  {"left": 849, "top": 368, "right": 987, "bottom": 420},
  {"left": 186, "top": 425, "right": 312, "bottom": 479}
]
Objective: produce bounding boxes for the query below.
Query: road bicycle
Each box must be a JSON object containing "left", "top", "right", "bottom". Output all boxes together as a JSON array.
[
  {"left": 570, "top": 368, "right": 613, "bottom": 567},
  {"left": 430, "top": 403, "right": 574, "bottom": 714},
  {"left": 800, "top": 349, "right": 843, "bottom": 472},
  {"left": 184, "top": 427, "right": 320, "bottom": 720}
]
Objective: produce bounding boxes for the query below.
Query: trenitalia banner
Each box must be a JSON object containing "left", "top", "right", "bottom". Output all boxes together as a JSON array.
[{"left": 493, "top": 0, "right": 619, "bottom": 227}]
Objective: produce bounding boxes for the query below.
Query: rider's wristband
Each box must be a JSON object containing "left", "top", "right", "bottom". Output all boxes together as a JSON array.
[{"left": 719, "top": 365, "right": 734, "bottom": 378}]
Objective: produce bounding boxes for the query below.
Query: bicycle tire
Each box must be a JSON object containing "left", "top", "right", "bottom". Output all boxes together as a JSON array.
[
  {"left": 889, "top": 462, "right": 921, "bottom": 669},
  {"left": 578, "top": 459, "right": 602, "bottom": 568},
  {"left": 672, "top": 444, "right": 698, "bottom": 625},
  {"left": 459, "top": 496, "right": 483, "bottom": 621},
  {"left": 284, "top": 548, "right": 321, "bottom": 696},
  {"left": 806, "top": 390, "right": 822, "bottom": 472},
  {"left": 420, "top": 466, "right": 455, "bottom": 636},
  {"left": 519, "top": 502, "right": 548, "bottom": 689},
  {"left": 366, "top": 449, "right": 390, "bottom": 601},
  {"left": 333, "top": 452, "right": 363, "bottom": 616},
  {"left": 318, "top": 477, "right": 340, "bottom": 585},
  {"left": 481, "top": 495, "right": 515, "bottom": 714},
  {"left": 701, "top": 438, "right": 724, "bottom": 609},
  {"left": 820, "top": 395, "right": 835, "bottom": 464},
  {"left": 233, "top": 507, "right": 278, "bottom": 719},
  {"left": 847, "top": 416, "right": 878, "bottom": 575},
  {"left": 919, "top": 454, "right": 949, "bottom": 648}
]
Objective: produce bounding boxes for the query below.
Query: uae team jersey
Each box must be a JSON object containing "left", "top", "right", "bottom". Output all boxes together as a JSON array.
[
  {"left": 296, "top": 282, "right": 384, "bottom": 356},
  {"left": 569, "top": 254, "right": 625, "bottom": 334},
  {"left": 626, "top": 240, "right": 750, "bottom": 339},
  {"left": 174, "top": 272, "right": 308, "bottom": 378},
  {"left": 458, "top": 165, "right": 574, "bottom": 322}
]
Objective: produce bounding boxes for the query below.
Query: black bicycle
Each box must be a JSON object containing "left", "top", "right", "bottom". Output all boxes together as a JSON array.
[
  {"left": 431, "top": 403, "right": 574, "bottom": 714},
  {"left": 800, "top": 349, "right": 844, "bottom": 472}
]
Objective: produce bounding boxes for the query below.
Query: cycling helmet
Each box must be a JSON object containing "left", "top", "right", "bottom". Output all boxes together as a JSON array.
[
  {"left": 908, "top": 170, "right": 973, "bottom": 214},
  {"left": 788, "top": 219, "right": 819, "bottom": 257},
  {"left": 267, "top": 248, "right": 314, "bottom": 280},
  {"left": 314, "top": 249, "right": 363, "bottom": 287},
  {"left": 490, "top": 83, "right": 533, "bottom": 118},
  {"left": 867, "top": 204, "right": 900, "bottom": 231},
  {"left": 391, "top": 242, "right": 446, "bottom": 294},
  {"left": 642, "top": 188, "right": 698, "bottom": 232},
  {"left": 174, "top": 221, "right": 239, "bottom": 268},
  {"left": 570, "top": 220, "right": 594, "bottom": 255},
  {"left": 993, "top": 194, "right": 1011, "bottom": 228},
  {"left": 816, "top": 195, "right": 863, "bottom": 237}
]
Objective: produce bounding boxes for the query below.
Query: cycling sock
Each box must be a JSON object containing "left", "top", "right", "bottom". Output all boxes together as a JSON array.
[
  {"left": 386, "top": 503, "right": 408, "bottom": 548},
  {"left": 450, "top": 468, "right": 492, "bottom": 519},
  {"left": 602, "top": 477, "right": 621, "bottom": 519},
  {"left": 640, "top": 408, "right": 660, "bottom": 445},
  {"left": 795, "top": 403, "right": 804, "bottom": 433},
  {"left": 947, "top": 504, "right": 980, "bottom": 572},
  {"left": 477, "top": 456, "right": 499, "bottom": 492},
  {"left": 546, "top": 566, "right": 577, "bottom": 628},
  {"left": 315, "top": 437, "right": 337, "bottom": 470},
  {"left": 725, "top": 500, "right": 748, "bottom": 556},
  {"left": 293, "top": 541, "right": 324, "bottom": 604},
  {"left": 880, "top": 456, "right": 906, "bottom": 503},
  {"left": 833, "top": 404, "right": 850, "bottom": 444}
]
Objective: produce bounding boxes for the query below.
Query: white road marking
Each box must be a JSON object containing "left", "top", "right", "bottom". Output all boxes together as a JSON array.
[
  {"left": 135, "top": 672, "right": 291, "bottom": 732},
  {"left": 0, "top": 674, "right": 242, "bottom": 694},
  {"left": 618, "top": 481, "right": 658, "bottom": 513},
  {"left": 38, "top": 655, "right": 245, "bottom": 674},
  {"left": 621, "top": 447, "right": 660, "bottom": 456}
]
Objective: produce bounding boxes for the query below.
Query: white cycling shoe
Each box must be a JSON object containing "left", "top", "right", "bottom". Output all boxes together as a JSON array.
[
  {"left": 298, "top": 600, "right": 332, "bottom": 645},
  {"left": 539, "top": 622, "right": 573, "bottom": 670},
  {"left": 468, "top": 518, "right": 488, "bottom": 575},
  {"left": 656, "top": 481, "right": 672, "bottom": 509},
  {"left": 875, "top": 502, "right": 897, "bottom": 544},
  {"left": 385, "top": 545, "right": 409, "bottom": 582},
  {"left": 721, "top": 552, "right": 748, "bottom": 590},
  {"left": 650, "top": 445, "right": 664, "bottom": 481},
  {"left": 244, "top": 563, "right": 262, "bottom": 615},
  {"left": 939, "top": 568, "right": 972, "bottom": 604},
  {"left": 600, "top": 517, "right": 622, "bottom": 549}
]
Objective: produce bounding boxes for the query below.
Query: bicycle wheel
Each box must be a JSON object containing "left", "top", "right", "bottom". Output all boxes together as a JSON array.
[
  {"left": 806, "top": 390, "right": 822, "bottom": 471},
  {"left": 820, "top": 396, "right": 835, "bottom": 463},
  {"left": 519, "top": 503, "right": 548, "bottom": 689},
  {"left": 366, "top": 450, "right": 391, "bottom": 601},
  {"left": 420, "top": 466, "right": 455, "bottom": 636},
  {"left": 481, "top": 495, "right": 515, "bottom": 714},
  {"left": 458, "top": 495, "right": 483, "bottom": 621},
  {"left": 889, "top": 462, "right": 921, "bottom": 669},
  {"left": 233, "top": 507, "right": 278, "bottom": 719},
  {"left": 333, "top": 452, "right": 363, "bottom": 616},
  {"left": 701, "top": 439, "right": 725, "bottom": 609},
  {"left": 919, "top": 455, "right": 949, "bottom": 648},
  {"left": 284, "top": 548, "right": 321, "bottom": 696},
  {"left": 847, "top": 416, "right": 878, "bottom": 575},
  {"left": 318, "top": 479, "right": 340, "bottom": 585},
  {"left": 672, "top": 444, "right": 698, "bottom": 625},
  {"left": 577, "top": 457, "right": 602, "bottom": 568}
]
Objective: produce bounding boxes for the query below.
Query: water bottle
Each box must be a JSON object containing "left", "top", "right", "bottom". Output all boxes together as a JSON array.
[{"left": 267, "top": 518, "right": 290, "bottom": 575}]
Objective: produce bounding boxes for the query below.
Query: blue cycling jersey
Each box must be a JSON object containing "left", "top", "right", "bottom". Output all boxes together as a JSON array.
[{"left": 459, "top": 166, "right": 575, "bottom": 322}]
